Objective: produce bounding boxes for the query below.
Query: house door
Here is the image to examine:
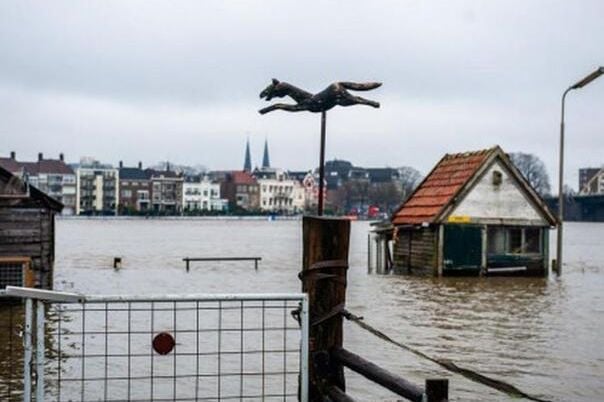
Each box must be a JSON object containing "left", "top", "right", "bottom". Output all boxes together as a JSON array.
[{"left": 443, "top": 224, "right": 482, "bottom": 272}]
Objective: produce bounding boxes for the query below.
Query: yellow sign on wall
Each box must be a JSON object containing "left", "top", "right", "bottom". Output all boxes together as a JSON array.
[{"left": 447, "top": 215, "right": 472, "bottom": 223}]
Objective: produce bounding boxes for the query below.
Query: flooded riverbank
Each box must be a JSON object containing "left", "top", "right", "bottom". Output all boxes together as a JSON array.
[{"left": 5, "top": 218, "right": 604, "bottom": 401}]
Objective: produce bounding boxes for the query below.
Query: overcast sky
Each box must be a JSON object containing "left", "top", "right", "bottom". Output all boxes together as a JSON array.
[{"left": 1, "top": 1, "right": 603, "bottom": 190}]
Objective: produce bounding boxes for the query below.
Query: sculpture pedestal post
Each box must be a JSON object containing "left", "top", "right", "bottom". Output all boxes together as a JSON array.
[{"left": 318, "top": 111, "right": 326, "bottom": 216}]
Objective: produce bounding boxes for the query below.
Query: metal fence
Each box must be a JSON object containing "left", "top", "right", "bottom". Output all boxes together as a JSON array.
[{"left": 1, "top": 287, "right": 309, "bottom": 402}]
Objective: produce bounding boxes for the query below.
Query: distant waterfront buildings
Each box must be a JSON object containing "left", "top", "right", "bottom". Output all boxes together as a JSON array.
[
  {"left": 183, "top": 175, "right": 227, "bottom": 212},
  {"left": 118, "top": 161, "right": 151, "bottom": 213},
  {"left": 214, "top": 170, "right": 260, "bottom": 211},
  {"left": 255, "top": 167, "right": 304, "bottom": 213},
  {"left": 75, "top": 158, "right": 119, "bottom": 215},
  {"left": 0, "top": 152, "right": 77, "bottom": 215},
  {"left": 1, "top": 137, "right": 424, "bottom": 216},
  {"left": 148, "top": 166, "right": 184, "bottom": 214}
]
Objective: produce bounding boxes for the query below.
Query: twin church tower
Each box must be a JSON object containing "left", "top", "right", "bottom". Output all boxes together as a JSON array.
[{"left": 243, "top": 139, "right": 270, "bottom": 172}]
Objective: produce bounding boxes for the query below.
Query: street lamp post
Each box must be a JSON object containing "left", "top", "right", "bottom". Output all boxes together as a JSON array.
[{"left": 556, "top": 66, "right": 604, "bottom": 275}]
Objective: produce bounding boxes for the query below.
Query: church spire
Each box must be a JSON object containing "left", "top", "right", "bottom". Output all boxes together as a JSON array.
[
  {"left": 243, "top": 138, "right": 252, "bottom": 172},
  {"left": 262, "top": 138, "right": 270, "bottom": 169}
]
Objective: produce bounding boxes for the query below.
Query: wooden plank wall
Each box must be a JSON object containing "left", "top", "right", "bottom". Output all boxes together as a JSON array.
[
  {"left": 393, "top": 227, "right": 437, "bottom": 275},
  {"left": 0, "top": 207, "right": 55, "bottom": 288}
]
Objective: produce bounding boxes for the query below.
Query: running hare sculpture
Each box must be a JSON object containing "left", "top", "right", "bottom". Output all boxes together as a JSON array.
[{"left": 259, "top": 79, "right": 381, "bottom": 114}]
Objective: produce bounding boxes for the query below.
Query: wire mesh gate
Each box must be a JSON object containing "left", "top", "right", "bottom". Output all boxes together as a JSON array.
[{"left": 3, "top": 286, "right": 309, "bottom": 402}]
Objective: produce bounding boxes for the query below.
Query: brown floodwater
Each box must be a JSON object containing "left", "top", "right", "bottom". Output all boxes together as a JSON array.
[{"left": 5, "top": 218, "right": 604, "bottom": 401}]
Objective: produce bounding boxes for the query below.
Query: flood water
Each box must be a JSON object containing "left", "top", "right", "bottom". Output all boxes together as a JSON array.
[{"left": 10, "top": 219, "right": 604, "bottom": 401}]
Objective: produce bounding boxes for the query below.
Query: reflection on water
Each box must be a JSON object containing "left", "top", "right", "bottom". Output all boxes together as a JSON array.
[{"left": 2, "top": 219, "right": 603, "bottom": 401}]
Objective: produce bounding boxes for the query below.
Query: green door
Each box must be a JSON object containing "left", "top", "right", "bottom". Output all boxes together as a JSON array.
[{"left": 443, "top": 224, "right": 482, "bottom": 272}]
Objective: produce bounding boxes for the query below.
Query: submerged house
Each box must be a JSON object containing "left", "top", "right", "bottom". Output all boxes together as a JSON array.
[
  {"left": 391, "top": 146, "right": 557, "bottom": 276},
  {"left": 0, "top": 166, "right": 63, "bottom": 290}
]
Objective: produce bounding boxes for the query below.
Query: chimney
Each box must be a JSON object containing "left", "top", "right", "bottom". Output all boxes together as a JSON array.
[
  {"left": 119, "top": 160, "right": 123, "bottom": 169},
  {"left": 10, "top": 151, "right": 15, "bottom": 160},
  {"left": 138, "top": 161, "right": 142, "bottom": 169},
  {"left": 59, "top": 153, "right": 64, "bottom": 162},
  {"left": 38, "top": 152, "right": 43, "bottom": 161}
]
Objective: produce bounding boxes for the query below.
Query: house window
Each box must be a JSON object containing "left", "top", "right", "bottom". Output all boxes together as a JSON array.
[
  {"left": 487, "top": 226, "right": 541, "bottom": 255},
  {"left": 525, "top": 228, "right": 541, "bottom": 253},
  {"left": 492, "top": 170, "right": 503, "bottom": 186}
]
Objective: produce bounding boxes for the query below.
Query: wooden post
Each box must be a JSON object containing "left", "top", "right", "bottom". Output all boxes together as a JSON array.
[
  {"left": 367, "top": 233, "right": 372, "bottom": 274},
  {"left": 185, "top": 258, "right": 190, "bottom": 272},
  {"left": 254, "top": 258, "right": 258, "bottom": 271},
  {"left": 425, "top": 378, "right": 449, "bottom": 402},
  {"left": 301, "top": 216, "right": 350, "bottom": 401},
  {"left": 113, "top": 257, "right": 121, "bottom": 269}
]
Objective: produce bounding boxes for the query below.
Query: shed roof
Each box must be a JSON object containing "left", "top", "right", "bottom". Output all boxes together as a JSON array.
[{"left": 391, "top": 146, "right": 557, "bottom": 226}]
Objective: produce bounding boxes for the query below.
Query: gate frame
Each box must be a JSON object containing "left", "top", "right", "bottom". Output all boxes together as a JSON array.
[{"left": 6, "top": 286, "right": 309, "bottom": 402}]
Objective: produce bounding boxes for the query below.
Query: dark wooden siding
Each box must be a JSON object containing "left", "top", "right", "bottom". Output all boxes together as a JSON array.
[
  {"left": 0, "top": 207, "right": 55, "bottom": 288},
  {"left": 393, "top": 227, "right": 437, "bottom": 275}
]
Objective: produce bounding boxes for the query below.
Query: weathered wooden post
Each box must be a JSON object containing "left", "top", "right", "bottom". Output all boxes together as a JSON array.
[
  {"left": 425, "top": 379, "right": 449, "bottom": 402},
  {"left": 301, "top": 216, "right": 350, "bottom": 400}
]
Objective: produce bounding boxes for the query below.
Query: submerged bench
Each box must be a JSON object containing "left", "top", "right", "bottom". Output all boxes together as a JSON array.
[{"left": 183, "top": 257, "right": 262, "bottom": 272}]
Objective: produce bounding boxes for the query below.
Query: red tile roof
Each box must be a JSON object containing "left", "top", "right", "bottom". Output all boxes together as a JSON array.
[
  {"left": 230, "top": 171, "right": 257, "bottom": 185},
  {"left": 392, "top": 148, "right": 495, "bottom": 225}
]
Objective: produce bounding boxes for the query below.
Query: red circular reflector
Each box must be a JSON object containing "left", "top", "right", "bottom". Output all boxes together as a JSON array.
[{"left": 152, "top": 332, "right": 175, "bottom": 355}]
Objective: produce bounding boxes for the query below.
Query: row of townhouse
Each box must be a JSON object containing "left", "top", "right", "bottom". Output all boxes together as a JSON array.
[{"left": 0, "top": 151, "right": 319, "bottom": 215}]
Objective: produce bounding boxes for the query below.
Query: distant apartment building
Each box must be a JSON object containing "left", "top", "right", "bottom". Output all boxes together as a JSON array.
[
  {"left": 183, "top": 175, "right": 228, "bottom": 212},
  {"left": 0, "top": 152, "right": 77, "bottom": 214},
  {"left": 118, "top": 161, "right": 151, "bottom": 213},
  {"left": 75, "top": 158, "right": 119, "bottom": 215},
  {"left": 148, "top": 168, "right": 184, "bottom": 214},
  {"left": 214, "top": 171, "right": 260, "bottom": 211},
  {"left": 255, "top": 168, "right": 304, "bottom": 213},
  {"left": 579, "top": 167, "right": 604, "bottom": 195}
]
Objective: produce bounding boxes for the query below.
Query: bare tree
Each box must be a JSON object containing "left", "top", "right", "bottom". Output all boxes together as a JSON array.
[
  {"left": 397, "top": 166, "right": 422, "bottom": 200},
  {"left": 369, "top": 182, "right": 402, "bottom": 212},
  {"left": 509, "top": 152, "right": 552, "bottom": 197}
]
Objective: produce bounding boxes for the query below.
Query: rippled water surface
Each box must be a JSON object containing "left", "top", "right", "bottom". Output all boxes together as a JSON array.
[{"left": 47, "top": 219, "right": 604, "bottom": 401}]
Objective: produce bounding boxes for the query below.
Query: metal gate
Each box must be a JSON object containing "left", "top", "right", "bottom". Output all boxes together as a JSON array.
[{"left": 3, "top": 286, "right": 309, "bottom": 402}]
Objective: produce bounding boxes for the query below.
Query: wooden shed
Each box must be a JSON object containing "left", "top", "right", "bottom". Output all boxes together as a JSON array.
[
  {"left": 391, "top": 146, "right": 558, "bottom": 276},
  {"left": 0, "top": 166, "right": 63, "bottom": 290}
]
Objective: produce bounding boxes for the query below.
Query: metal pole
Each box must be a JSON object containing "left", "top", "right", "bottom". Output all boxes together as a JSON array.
[
  {"left": 318, "top": 111, "right": 327, "bottom": 216},
  {"left": 557, "top": 88, "right": 571, "bottom": 276},
  {"left": 300, "top": 295, "right": 309, "bottom": 402},
  {"left": 24, "top": 298, "right": 33, "bottom": 402},
  {"left": 36, "top": 300, "right": 45, "bottom": 401}
]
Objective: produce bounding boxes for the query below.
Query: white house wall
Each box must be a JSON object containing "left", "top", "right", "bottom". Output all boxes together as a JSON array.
[{"left": 448, "top": 159, "right": 548, "bottom": 225}]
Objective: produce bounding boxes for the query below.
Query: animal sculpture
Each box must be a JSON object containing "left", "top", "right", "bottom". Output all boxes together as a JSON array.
[{"left": 259, "top": 79, "right": 381, "bottom": 114}]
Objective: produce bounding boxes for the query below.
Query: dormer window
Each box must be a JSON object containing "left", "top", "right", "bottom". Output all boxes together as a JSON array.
[{"left": 492, "top": 170, "right": 502, "bottom": 186}]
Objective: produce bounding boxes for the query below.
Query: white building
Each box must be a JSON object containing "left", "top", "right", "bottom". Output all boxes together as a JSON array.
[
  {"left": 183, "top": 176, "right": 228, "bottom": 212},
  {"left": 75, "top": 158, "right": 119, "bottom": 215},
  {"left": 255, "top": 168, "right": 305, "bottom": 213}
]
